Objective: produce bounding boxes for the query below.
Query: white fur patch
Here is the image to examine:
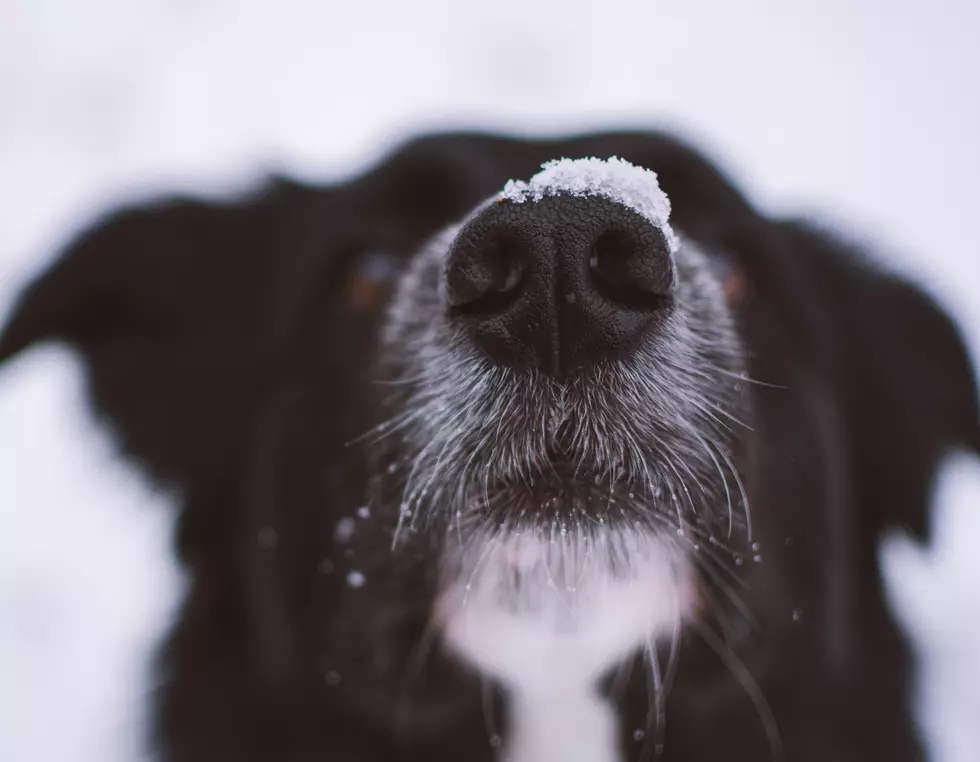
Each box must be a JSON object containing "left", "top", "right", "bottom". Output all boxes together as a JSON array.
[
  {"left": 438, "top": 527, "right": 692, "bottom": 762},
  {"left": 499, "top": 157, "right": 678, "bottom": 253}
]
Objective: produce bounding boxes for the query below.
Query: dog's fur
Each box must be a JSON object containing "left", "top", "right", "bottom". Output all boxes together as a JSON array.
[{"left": 1, "top": 131, "right": 978, "bottom": 762}]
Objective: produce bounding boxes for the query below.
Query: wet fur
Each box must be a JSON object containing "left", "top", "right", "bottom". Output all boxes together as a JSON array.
[{"left": 1, "top": 131, "right": 978, "bottom": 761}]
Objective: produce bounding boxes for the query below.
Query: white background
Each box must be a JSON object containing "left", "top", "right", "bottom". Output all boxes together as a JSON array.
[{"left": 0, "top": 1, "right": 978, "bottom": 760}]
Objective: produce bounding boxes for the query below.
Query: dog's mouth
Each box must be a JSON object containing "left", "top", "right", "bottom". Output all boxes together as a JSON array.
[{"left": 456, "top": 451, "right": 666, "bottom": 530}]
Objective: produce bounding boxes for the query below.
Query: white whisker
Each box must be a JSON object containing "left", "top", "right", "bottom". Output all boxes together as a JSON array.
[{"left": 691, "top": 620, "right": 783, "bottom": 762}]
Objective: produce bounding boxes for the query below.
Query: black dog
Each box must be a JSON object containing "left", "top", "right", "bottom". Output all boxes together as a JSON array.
[{"left": 2, "top": 132, "right": 977, "bottom": 762}]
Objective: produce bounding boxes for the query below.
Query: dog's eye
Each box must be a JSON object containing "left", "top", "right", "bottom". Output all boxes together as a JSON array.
[{"left": 344, "top": 248, "right": 400, "bottom": 311}]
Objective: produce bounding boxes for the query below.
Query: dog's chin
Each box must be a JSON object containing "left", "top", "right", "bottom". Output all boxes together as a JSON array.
[
  {"left": 441, "top": 458, "right": 687, "bottom": 604},
  {"left": 461, "top": 460, "right": 664, "bottom": 532},
  {"left": 464, "top": 458, "right": 663, "bottom": 531}
]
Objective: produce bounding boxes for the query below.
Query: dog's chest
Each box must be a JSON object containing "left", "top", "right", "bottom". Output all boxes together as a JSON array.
[{"left": 437, "top": 530, "right": 691, "bottom": 762}]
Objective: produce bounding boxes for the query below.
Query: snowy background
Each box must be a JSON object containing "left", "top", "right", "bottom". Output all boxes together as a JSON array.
[{"left": 1, "top": 1, "right": 978, "bottom": 760}]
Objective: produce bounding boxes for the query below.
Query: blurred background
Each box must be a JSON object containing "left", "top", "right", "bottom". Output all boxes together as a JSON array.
[{"left": 0, "top": 1, "right": 978, "bottom": 760}]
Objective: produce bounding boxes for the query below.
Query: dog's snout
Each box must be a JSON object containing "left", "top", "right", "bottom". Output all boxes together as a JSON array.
[{"left": 444, "top": 192, "right": 674, "bottom": 377}]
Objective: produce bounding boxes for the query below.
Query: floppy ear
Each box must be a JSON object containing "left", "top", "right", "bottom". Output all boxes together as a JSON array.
[
  {"left": 0, "top": 181, "right": 328, "bottom": 492},
  {"left": 780, "top": 221, "right": 980, "bottom": 541},
  {"left": 0, "top": 135, "right": 513, "bottom": 499},
  {"left": 0, "top": 133, "right": 516, "bottom": 494}
]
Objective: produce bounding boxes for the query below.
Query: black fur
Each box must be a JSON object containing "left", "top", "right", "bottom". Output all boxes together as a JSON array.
[{"left": 2, "top": 131, "right": 978, "bottom": 761}]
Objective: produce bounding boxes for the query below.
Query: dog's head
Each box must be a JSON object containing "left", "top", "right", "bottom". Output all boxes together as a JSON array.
[
  {"left": 2, "top": 133, "right": 978, "bottom": 759},
  {"left": 2, "top": 130, "right": 976, "bottom": 609}
]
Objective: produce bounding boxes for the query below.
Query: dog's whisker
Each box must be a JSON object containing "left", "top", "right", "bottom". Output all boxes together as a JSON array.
[
  {"left": 640, "top": 637, "right": 667, "bottom": 762},
  {"left": 397, "top": 618, "right": 440, "bottom": 709},
  {"left": 609, "top": 649, "right": 639, "bottom": 705},
  {"left": 715, "top": 443, "right": 752, "bottom": 543},
  {"left": 700, "top": 396, "right": 754, "bottom": 432},
  {"left": 673, "top": 521, "right": 751, "bottom": 568},
  {"left": 481, "top": 677, "right": 500, "bottom": 749},
  {"left": 691, "top": 620, "right": 783, "bottom": 762},
  {"left": 346, "top": 403, "right": 431, "bottom": 447},
  {"left": 662, "top": 601, "right": 683, "bottom": 699},
  {"left": 706, "top": 363, "right": 785, "bottom": 389},
  {"left": 692, "top": 430, "right": 734, "bottom": 538}
]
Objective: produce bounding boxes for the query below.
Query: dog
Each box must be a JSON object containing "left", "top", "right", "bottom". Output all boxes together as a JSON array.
[{"left": 1, "top": 131, "right": 978, "bottom": 762}]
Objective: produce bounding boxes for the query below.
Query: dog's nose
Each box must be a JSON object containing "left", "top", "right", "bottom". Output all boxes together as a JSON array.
[{"left": 444, "top": 193, "right": 675, "bottom": 377}]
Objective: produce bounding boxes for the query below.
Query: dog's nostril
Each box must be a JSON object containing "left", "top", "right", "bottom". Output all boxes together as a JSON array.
[
  {"left": 445, "top": 235, "right": 526, "bottom": 311},
  {"left": 589, "top": 226, "right": 674, "bottom": 306}
]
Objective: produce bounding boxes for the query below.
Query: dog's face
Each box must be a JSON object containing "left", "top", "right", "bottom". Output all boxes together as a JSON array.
[
  {"left": 1, "top": 132, "right": 977, "bottom": 762},
  {"left": 377, "top": 159, "right": 753, "bottom": 688}
]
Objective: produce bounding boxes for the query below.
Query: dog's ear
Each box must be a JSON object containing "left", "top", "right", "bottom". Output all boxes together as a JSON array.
[
  {"left": 0, "top": 182, "right": 327, "bottom": 492},
  {"left": 0, "top": 136, "right": 507, "bottom": 497},
  {"left": 781, "top": 222, "right": 980, "bottom": 541}
]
